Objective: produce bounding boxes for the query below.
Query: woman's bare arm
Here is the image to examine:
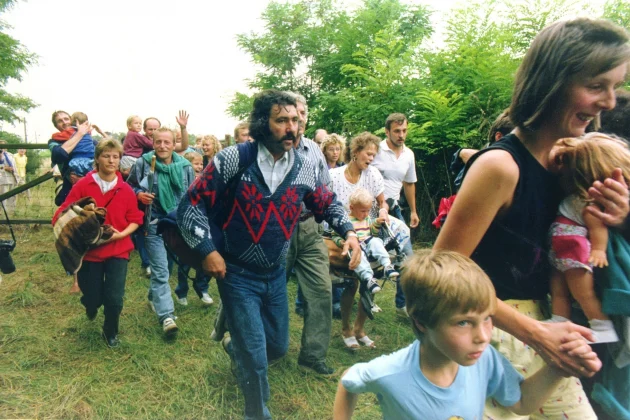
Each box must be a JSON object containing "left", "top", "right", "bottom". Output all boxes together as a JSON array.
[{"left": 434, "top": 150, "right": 599, "bottom": 377}]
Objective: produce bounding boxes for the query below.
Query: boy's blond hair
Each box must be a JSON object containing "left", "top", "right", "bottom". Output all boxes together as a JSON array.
[
  {"left": 71, "top": 112, "right": 88, "bottom": 126},
  {"left": 555, "top": 132, "right": 630, "bottom": 200},
  {"left": 401, "top": 250, "right": 497, "bottom": 339},
  {"left": 126, "top": 115, "right": 141, "bottom": 128},
  {"left": 348, "top": 188, "right": 373, "bottom": 208},
  {"left": 184, "top": 150, "right": 202, "bottom": 163}
]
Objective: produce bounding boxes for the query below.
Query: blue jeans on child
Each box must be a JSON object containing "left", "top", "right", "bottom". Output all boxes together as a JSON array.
[
  {"left": 218, "top": 262, "right": 289, "bottom": 420},
  {"left": 355, "top": 237, "right": 391, "bottom": 282},
  {"left": 175, "top": 265, "right": 209, "bottom": 299}
]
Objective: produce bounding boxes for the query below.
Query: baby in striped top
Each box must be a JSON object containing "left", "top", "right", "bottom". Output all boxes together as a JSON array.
[{"left": 332, "top": 188, "right": 399, "bottom": 294}]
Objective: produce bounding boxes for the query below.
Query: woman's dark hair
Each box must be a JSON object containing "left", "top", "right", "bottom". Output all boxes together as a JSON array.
[
  {"left": 249, "top": 90, "right": 297, "bottom": 142},
  {"left": 510, "top": 18, "right": 630, "bottom": 131}
]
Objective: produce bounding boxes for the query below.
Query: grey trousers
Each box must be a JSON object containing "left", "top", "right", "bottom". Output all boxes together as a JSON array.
[{"left": 286, "top": 216, "right": 331, "bottom": 364}]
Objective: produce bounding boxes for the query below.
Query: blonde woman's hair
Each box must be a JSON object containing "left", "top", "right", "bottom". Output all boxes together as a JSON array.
[
  {"left": 320, "top": 133, "right": 345, "bottom": 164},
  {"left": 401, "top": 250, "right": 497, "bottom": 339},
  {"left": 201, "top": 135, "right": 222, "bottom": 159},
  {"left": 555, "top": 132, "right": 630, "bottom": 199},
  {"left": 348, "top": 188, "right": 374, "bottom": 208},
  {"left": 94, "top": 139, "right": 123, "bottom": 170},
  {"left": 344, "top": 132, "right": 380, "bottom": 163}
]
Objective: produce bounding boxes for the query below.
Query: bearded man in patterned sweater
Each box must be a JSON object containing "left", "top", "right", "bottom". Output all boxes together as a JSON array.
[{"left": 177, "top": 89, "right": 361, "bottom": 420}]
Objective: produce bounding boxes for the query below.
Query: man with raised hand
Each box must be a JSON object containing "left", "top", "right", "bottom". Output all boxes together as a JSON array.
[{"left": 177, "top": 90, "right": 360, "bottom": 420}]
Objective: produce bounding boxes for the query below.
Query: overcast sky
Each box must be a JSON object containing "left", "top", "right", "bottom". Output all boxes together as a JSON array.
[{"left": 1, "top": 0, "right": 458, "bottom": 142}]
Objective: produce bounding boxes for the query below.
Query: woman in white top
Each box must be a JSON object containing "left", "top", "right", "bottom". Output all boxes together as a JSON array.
[{"left": 328, "top": 132, "right": 387, "bottom": 349}]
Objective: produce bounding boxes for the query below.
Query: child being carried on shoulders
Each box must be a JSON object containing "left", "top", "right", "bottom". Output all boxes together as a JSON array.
[
  {"left": 122, "top": 115, "right": 153, "bottom": 160},
  {"left": 331, "top": 188, "right": 398, "bottom": 294},
  {"left": 333, "top": 250, "right": 598, "bottom": 420},
  {"left": 50, "top": 111, "right": 96, "bottom": 178}
]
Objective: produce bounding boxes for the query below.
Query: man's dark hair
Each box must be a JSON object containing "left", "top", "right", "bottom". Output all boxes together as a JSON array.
[
  {"left": 51, "top": 110, "right": 69, "bottom": 128},
  {"left": 249, "top": 90, "right": 297, "bottom": 142},
  {"left": 487, "top": 110, "right": 514, "bottom": 143},
  {"left": 385, "top": 113, "right": 407, "bottom": 131},
  {"left": 600, "top": 89, "right": 630, "bottom": 140}
]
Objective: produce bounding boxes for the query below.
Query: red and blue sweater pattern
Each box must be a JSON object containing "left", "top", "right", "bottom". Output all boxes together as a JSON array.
[{"left": 177, "top": 141, "right": 353, "bottom": 270}]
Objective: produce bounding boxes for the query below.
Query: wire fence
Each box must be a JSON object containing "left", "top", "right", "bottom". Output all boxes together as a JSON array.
[{"left": 0, "top": 143, "right": 58, "bottom": 225}]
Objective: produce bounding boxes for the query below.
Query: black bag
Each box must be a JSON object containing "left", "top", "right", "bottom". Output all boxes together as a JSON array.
[
  {"left": 157, "top": 211, "right": 203, "bottom": 272},
  {"left": 0, "top": 201, "right": 16, "bottom": 274}
]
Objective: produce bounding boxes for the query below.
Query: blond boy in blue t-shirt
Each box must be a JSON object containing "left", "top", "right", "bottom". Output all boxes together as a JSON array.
[{"left": 333, "top": 250, "right": 598, "bottom": 419}]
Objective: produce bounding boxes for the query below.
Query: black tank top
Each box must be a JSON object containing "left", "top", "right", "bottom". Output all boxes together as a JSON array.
[{"left": 463, "top": 134, "right": 562, "bottom": 300}]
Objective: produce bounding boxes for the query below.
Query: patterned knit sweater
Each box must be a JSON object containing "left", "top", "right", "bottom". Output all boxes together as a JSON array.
[{"left": 177, "top": 141, "right": 353, "bottom": 270}]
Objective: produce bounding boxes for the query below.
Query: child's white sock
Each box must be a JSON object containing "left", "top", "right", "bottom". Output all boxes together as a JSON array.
[
  {"left": 589, "top": 319, "right": 619, "bottom": 343},
  {"left": 545, "top": 314, "right": 570, "bottom": 323}
]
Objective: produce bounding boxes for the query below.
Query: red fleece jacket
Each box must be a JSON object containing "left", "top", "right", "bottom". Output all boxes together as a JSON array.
[{"left": 52, "top": 171, "right": 144, "bottom": 262}]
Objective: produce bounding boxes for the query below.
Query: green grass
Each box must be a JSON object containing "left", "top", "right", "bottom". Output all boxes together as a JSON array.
[{"left": 0, "top": 225, "right": 418, "bottom": 419}]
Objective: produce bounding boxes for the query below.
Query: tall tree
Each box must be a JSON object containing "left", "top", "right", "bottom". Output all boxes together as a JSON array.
[
  {"left": 228, "top": 0, "right": 432, "bottom": 136},
  {"left": 0, "top": 0, "right": 37, "bottom": 125}
]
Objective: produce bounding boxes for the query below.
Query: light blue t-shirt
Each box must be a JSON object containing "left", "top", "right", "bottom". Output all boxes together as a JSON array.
[{"left": 342, "top": 340, "right": 524, "bottom": 420}]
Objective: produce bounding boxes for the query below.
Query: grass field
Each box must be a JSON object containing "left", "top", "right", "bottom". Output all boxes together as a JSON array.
[{"left": 0, "top": 225, "right": 418, "bottom": 419}]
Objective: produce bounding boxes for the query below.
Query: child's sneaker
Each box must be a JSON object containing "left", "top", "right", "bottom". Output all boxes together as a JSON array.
[
  {"left": 177, "top": 297, "right": 188, "bottom": 306},
  {"left": 367, "top": 278, "right": 381, "bottom": 294},
  {"left": 201, "top": 293, "right": 214, "bottom": 306},
  {"left": 384, "top": 265, "right": 399, "bottom": 280}
]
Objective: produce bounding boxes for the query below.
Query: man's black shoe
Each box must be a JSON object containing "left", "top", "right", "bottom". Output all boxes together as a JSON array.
[
  {"left": 86, "top": 308, "right": 97, "bottom": 321},
  {"left": 298, "top": 359, "right": 334, "bottom": 375},
  {"left": 102, "top": 332, "right": 120, "bottom": 348}
]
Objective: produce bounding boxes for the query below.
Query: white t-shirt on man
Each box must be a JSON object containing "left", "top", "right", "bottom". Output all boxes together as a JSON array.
[{"left": 371, "top": 140, "right": 417, "bottom": 201}]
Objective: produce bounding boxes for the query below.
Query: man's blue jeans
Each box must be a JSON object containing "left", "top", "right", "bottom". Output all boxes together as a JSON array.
[
  {"left": 133, "top": 229, "right": 150, "bottom": 267},
  {"left": 395, "top": 237, "right": 413, "bottom": 309},
  {"left": 144, "top": 222, "right": 175, "bottom": 323},
  {"left": 218, "top": 262, "right": 289, "bottom": 420},
  {"left": 390, "top": 206, "right": 411, "bottom": 310}
]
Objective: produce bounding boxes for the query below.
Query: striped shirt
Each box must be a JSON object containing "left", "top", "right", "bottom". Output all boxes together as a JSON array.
[{"left": 257, "top": 142, "right": 293, "bottom": 194}]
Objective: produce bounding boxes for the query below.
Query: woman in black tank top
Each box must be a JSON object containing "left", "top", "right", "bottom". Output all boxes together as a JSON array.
[{"left": 433, "top": 18, "right": 630, "bottom": 416}]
